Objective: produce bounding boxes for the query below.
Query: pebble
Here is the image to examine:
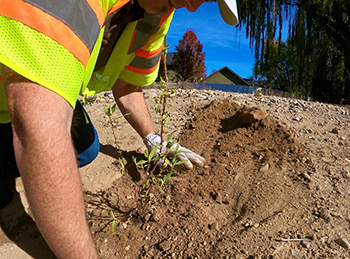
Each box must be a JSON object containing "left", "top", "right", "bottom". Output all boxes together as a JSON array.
[
  {"left": 210, "top": 222, "right": 220, "bottom": 231},
  {"left": 291, "top": 249, "right": 302, "bottom": 258},
  {"left": 151, "top": 212, "right": 160, "bottom": 222},
  {"left": 214, "top": 192, "right": 223, "bottom": 204},
  {"left": 301, "top": 240, "right": 310, "bottom": 248},
  {"left": 260, "top": 163, "right": 270, "bottom": 172},
  {"left": 335, "top": 238, "right": 350, "bottom": 250},
  {"left": 118, "top": 222, "right": 128, "bottom": 230},
  {"left": 330, "top": 128, "right": 339, "bottom": 134},
  {"left": 157, "top": 240, "right": 172, "bottom": 251}
]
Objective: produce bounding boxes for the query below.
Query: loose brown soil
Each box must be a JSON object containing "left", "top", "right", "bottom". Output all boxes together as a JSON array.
[{"left": 1, "top": 89, "right": 350, "bottom": 259}]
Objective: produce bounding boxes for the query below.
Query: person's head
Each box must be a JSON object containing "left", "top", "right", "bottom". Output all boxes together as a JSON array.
[{"left": 137, "top": 0, "right": 238, "bottom": 25}]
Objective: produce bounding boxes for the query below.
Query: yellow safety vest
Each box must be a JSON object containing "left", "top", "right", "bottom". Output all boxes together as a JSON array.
[{"left": 0, "top": 0, "right": 174, "bottom": 123}]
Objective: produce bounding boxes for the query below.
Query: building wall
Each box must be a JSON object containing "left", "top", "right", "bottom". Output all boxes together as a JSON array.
[{"left": 205, "top": 73, "right": 233, "bottom": 84}]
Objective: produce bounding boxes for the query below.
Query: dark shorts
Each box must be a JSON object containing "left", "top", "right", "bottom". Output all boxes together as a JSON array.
[{"left": 0, "top": 100, "right": 100, "bottom": 209}]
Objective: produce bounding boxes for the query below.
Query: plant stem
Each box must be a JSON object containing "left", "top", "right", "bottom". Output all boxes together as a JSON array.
[{"left": 160, "top": 43, "right": 169, "bottom": 144}]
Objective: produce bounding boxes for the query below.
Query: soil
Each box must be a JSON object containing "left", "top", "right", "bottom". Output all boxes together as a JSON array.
[{"left": 1, "top": 88, "right": 350, "bottom": 259}]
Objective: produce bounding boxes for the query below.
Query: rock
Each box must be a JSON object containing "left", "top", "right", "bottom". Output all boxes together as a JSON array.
[
  {"left": 214, "top": 192, "right": 223, "bottom": 204},
  {"left": 210, "top": 222, "right": 220, "bottom": 231},
  {"left": 157, "top": 240, "right": 172, "bottom": 252},
  {"left": 118, "top": 222, "right": 128, "bottom": 230},
  {"left": 291, "top": 249, "right": 302, "bottom": 258},
  {"left": 143, "top": 213, "right": 151, "bottom": 222},
  {"left": 260, "top": 163, "right": 270, "bottom": 172},
  {"left": 335, "top": 238, "right": 350, "bottom": 250},
  {"left": 151, "top": 212, "right": 160, "bottom": 222},
  {"left": 301, "top": 240, "right": 310, "bottom": 248},
  {"left": 322, "top": 157, "right": 335, "bottom": 163},
  {"left": 195, "top": 93, "right": 208, "bottom": 99},
  {"left": 240, "top": 106, "right": 268, "bottom": 124},
  {"left": 330, "top": 128, "right": 339, "bottom": 134}
]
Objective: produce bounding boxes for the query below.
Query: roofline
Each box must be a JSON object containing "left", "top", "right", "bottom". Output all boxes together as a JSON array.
[{"left": 205, "top": 66, "right": 251, "bottom": 86}]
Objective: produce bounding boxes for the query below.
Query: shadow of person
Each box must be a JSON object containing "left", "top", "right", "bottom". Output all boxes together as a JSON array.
[
  {"left": 0, "top": 184, "right": 55, "bottom": 259},
  {"left": 99, "top": 144, "right": 147, "bottom": 183}
]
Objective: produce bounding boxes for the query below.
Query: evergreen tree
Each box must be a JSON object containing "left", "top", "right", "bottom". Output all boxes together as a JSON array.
[{"left": 172, "top": 29, "right": 206, "bottom": 83}]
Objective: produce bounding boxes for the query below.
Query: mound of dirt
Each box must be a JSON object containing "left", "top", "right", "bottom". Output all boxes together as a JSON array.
[
  {"left": 1, "top": 92, "right": 349, "bottom": 259},
  {"left": 86, "top": 99, "right": 325, "bottom": 259}
]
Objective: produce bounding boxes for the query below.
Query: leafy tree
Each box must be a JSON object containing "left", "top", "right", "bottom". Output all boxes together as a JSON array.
[
  {"left": 238, "top": 0, "right": 350, "bottom": 103},
  {"left": 172, "top": 29, "right": 206, "bottom": 83}
]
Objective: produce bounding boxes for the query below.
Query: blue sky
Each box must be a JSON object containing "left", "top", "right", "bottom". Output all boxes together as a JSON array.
[{"left": 166, "top": 3, "right": 255, "bottom": 79}]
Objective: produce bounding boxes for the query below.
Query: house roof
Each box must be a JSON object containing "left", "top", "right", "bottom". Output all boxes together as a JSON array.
[{"left": 205, "top": 66, "right": 251, "bottom": 86}]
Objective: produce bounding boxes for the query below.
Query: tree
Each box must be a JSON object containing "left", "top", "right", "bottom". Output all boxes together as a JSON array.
[
  {"left": 253, "top": 40, "right": 297, "bottom": 93},
  {"left": 238, "top": 0, "right": 350, "bottom": 103},
  {"left": 172, "top": 29, "right": 206, "bottom": 83}
]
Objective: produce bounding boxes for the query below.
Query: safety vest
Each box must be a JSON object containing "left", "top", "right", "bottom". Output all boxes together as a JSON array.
[
  {"left": 0, "top": 0, "right": 174, "bottom": 123},
  {"left": 83, "top": 9, "right": 174, "bottom": 96},
  {"left": 0, "top": 0, "right": 130, "bottom": 67}
]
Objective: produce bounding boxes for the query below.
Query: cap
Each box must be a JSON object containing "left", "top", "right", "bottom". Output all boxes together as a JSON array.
[{"left": 217, "top": 0, "right": 239, "bottom": 26}]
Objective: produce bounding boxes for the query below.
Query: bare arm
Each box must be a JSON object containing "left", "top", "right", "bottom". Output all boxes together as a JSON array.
[
  {"left": 3, "top": 66, "right": 99, "bottom": 259},
  {"left": 112, "top": 79, "right": 156, "bottom": 139}
]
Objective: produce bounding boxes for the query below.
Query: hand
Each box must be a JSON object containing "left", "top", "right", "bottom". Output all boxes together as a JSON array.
[{"left": 143, "top": 133, "right": 206, "bottom": 170}]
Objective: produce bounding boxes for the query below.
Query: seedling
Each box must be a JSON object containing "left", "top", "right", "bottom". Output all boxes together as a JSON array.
[
  {"left": 133, "top": 36, "right": 188, "bottom": 212},
  {"left": 104, "top": 211, "right": 117, "bottom": 234},
  {"left": 104, "top": 103, "right": 130, "bottom": 173}
]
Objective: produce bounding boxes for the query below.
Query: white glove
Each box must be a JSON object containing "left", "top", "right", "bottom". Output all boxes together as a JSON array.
[{"left": 143, "top": 133, "right": 206, "bottom": 170}]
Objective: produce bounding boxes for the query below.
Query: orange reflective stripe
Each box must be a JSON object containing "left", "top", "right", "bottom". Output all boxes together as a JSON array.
[
  {"left": 135, "top": 45, "right": 162, "bottom": 58},
  {"left": 127, "top": 30, "right": 138, "bottom": 54},
  {"left": 107, "top": 0, "right": 130, "bottom": 15},
  {"left": 86, "top": 0, "right": 104, "bottom": 26},
  {"left": 127, "top": 9, "right": 174, "bottom": 55},
  {"left": 0, "top": 0, "right": 103, "bottom": 66},
  {"left": 159, "top": 9, "right": 174, "bottom": 27},
  {"left": 125, "top": 63, "right": 160, "bottom": 75}
]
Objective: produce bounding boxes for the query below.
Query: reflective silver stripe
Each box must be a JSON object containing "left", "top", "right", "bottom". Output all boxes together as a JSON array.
[
  {"left": 23, "top": 0, "right": 100, "bottom": 52},
  {"left": 128, "top": 13, "right": 161, "bottom": 54},
  {"left": 129, "top": 52, "right": 161, "bottom": 70}
]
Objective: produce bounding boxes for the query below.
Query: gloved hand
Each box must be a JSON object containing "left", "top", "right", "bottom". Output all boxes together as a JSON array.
[{"left": 143, "top": 133, "right": 206, "bottom": 170}]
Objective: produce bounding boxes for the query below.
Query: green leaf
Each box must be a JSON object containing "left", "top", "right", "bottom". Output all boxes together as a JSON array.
[
  {"left": 165, "top": 157, "right": 172, "bottom": 166},
  {"left": 111, "top": 104, "right": 116, "bottom": 114},
  {"left": 174, "top": 160, "right": 188, "bottom": 166},
  {"left": 166, "top": 131, "right": 176, "bottom": 142},
  {"left": 136, "top": 160, "right": 148, "bottom": 166},
  {"left": 163, "top": 172, "right": 174, "bottom": 183},
  {"left": 166, "top": 141, "right": 174, "bottom": 149},
  {"left": 111, "top": 220, "right": 116, "bottom": 234},
  {"left": 149, "top": 146, "right": 158, "bottom": 161},
  {"left": 151, "top": 156, "right": 160, "bottom": 162},
  {"left": 104, "top": 105, "right": 108, "bottom": 115},
  {"left": 118, "top": 157, "right": 124, "bottom": 167},
  {"left": 159, "top": 188, "right": 166, "bottom": 196}
]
